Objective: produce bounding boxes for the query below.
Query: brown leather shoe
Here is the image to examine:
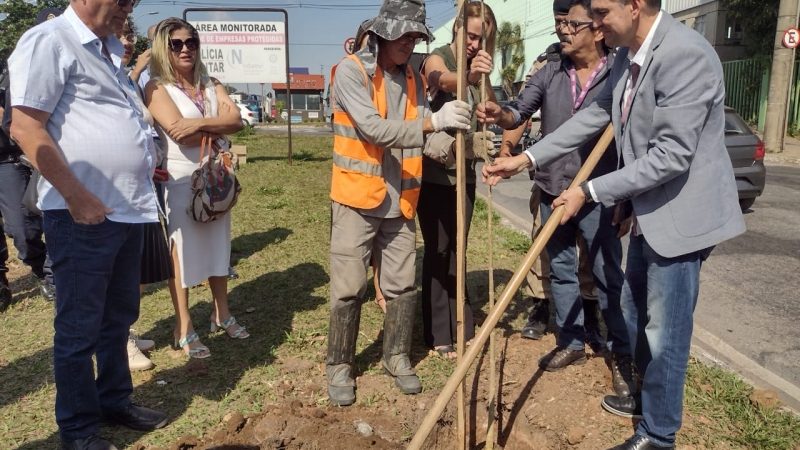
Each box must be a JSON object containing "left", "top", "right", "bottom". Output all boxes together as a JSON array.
[{"left": 538, "top": 347, "right": 587, "bottom": 371}]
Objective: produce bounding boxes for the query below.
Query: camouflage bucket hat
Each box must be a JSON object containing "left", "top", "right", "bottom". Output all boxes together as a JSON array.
[{"left": 367, "top": 0, "right": 434, "bottom": 43}]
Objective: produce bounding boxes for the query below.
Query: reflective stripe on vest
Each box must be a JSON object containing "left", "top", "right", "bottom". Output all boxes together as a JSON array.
[{"left": 329, "top": 54, "right": 424, "bottom": 219}]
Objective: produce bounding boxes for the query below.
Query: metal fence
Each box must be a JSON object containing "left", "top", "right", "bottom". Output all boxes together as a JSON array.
[
  {"left": 722, "top": 57, "right": 770, "bottom": 130},
  {"left": 722, "top": 57, "right": 800, "bottom": 133}
]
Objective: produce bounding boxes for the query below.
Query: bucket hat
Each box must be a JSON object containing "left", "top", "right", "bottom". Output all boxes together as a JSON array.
[
  {"left": 35, "top": 7, "right": 63, "bottom": 25},
  {"left": 367, "top": 0, "right": 433, "bottom": 43}
]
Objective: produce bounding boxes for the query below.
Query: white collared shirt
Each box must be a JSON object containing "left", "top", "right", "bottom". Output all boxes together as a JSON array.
[
  {"left": 9, "top": 6, "right": 157, "bottom": 223},
  {"left": 586, "top": 10, "right": 664, "bottom": 203},
  {"left": 621, "top": 11, "right": 663, "bottom": 110}
]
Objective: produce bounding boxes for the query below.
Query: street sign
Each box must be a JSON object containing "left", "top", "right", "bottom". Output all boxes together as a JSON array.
[
  {"left": 191, "top": 20, "right": 287, "bottom": 84},
  {"left": 344, "top": 37, "right": 356, "bottom": 55},
  {"left": 782, "top": 27, "right": 799, "bottom": 49}
]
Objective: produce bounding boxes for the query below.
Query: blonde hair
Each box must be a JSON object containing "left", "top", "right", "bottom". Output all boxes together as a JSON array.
[
  {"left": 451, "top": 2, "right": 497, "bottom": 57},
  {"left": 149, "top": 17, "right": 209, "bottom": 87}
]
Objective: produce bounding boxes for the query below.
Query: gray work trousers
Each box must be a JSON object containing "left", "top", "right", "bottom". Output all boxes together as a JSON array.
[{"left": 329, "top": 202, "right": 416, "bottom": 310}]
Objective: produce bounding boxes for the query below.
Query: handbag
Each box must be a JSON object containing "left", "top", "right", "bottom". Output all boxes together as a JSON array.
[{"left": 187, "top": 134, "right": 242, "bottom": 223}]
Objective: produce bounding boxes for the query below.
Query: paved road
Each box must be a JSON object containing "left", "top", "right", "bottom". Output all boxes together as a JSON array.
[
  {"left": 256, "top": 124, "right": 333, "bottom": 137},
  {"left": 476, "top": 162, "right": 800, "bottom": 409}
]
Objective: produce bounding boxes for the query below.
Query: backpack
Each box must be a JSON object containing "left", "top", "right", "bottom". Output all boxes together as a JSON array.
[{"left": 188, "top": 134, "right": 241, "bottom": 223}]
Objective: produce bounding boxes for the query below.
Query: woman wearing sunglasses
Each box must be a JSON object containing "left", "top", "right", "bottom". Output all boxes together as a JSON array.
[{"left": 144, "top": 18, "right": 246, "bottom": 359}]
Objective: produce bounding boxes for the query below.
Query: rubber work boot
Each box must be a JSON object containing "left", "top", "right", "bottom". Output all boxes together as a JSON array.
[
  {"left": 326, "top": 300, "right": 361, "bottom": 406},
  {"left": 382, "top": 292, "right": 421, "bottom": 395}
]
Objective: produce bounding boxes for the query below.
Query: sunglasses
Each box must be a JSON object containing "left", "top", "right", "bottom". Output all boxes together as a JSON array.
[
  {"left": 116, "top": 0, "right": 141, "bottom": 7},
  {"left": 168, "top": 37, "right": 200, "bottom": 53}
]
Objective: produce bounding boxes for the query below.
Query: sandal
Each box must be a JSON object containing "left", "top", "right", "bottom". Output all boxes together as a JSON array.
[
  {"left": 172, "top": 332, "right": 211, "bottom": 359},
  {"left": 210, "top": 315, "right": 250, "bottom": 339},
  {"left": 433, "top": 345, "right": 457, "bottom": 360}
]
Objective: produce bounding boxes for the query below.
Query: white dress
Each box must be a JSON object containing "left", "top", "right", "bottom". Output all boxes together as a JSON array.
[{"left": 160, "top": 82, "right": 231, "bottom": 288}]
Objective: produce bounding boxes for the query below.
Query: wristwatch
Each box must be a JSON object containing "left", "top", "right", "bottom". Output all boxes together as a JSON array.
[{"left": 579, "top": 181, "right": 593, "bottom": 203}]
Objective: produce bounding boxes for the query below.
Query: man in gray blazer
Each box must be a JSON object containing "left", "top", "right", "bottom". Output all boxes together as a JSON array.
[{"left": 480, "top": 0, "right": 745, "bottom": 448}]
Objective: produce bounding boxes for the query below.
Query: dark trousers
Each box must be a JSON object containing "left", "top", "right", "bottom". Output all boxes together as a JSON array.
[
  {"left": 418, "top": 181, "right": 476, "bottom": 348},
  {"left": 43, "top": 210, "right": 143, "bottom": 441},
  {"left": 539, "top": 192, "right": 629, "bottom": 355},
  {"left": 0, "top": 161, "right": 51, "bottom": 281}
]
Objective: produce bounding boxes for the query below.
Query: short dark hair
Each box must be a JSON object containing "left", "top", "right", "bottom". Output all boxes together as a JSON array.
[
  {"left": 620, "top": 0, "right": 661, "bottom": 9},
  {"left": 569, "top": 0, "right": 593, "bottom": 15}
]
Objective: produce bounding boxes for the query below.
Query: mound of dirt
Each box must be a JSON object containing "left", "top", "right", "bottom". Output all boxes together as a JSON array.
[{"left": 154, "top": 333, "right": 644, "bottom": 449}]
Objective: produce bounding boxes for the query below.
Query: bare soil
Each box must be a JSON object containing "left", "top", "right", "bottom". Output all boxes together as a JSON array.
[{"left": 138, "top": 332, "right": 669, "bottom": 450}]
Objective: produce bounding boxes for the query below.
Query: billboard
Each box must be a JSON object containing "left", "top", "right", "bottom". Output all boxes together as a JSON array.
[{"left": 192, "top": 20, "right": 287, "bottom": 84}]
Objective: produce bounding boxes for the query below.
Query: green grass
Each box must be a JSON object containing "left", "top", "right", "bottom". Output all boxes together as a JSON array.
[
  {"left": 0, "top": 133, "right": 797, "bottom": 449},
  {"left": 683, "top": 359, "right": 800, "bottom": 449}
]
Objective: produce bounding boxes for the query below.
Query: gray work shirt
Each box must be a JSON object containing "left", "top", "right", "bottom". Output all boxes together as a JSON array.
[
  {"left": 333, "top": 49, "right": 450, "bottom": 218},
  {"left": 506, "top": 53, "right": 618, "bottom": 196}
]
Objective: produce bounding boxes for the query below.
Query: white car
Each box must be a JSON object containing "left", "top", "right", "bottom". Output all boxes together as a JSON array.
[{"left": 236, "top": 103, "right": 256, "bottom": 126}]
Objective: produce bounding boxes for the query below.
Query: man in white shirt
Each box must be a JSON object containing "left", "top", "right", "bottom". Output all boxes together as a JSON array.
[{"left": 9, "top": 1, "right": 168, "bottom": 448}]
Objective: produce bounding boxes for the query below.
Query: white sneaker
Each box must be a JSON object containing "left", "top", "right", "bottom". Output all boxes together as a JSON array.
[
  {"left": 129, "top": 329, "right": 155, "bottom": 352},
  {"left": 127, "top": 337, "right": 154, "bottom": 371}
]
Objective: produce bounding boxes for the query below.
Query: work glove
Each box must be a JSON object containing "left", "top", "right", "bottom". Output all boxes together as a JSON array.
[
  {"left": 466, "top": 130, "right": 498, "bottom": 162},
  {"left": 431, "top": 100, "right": 471, "bottom": 131}
]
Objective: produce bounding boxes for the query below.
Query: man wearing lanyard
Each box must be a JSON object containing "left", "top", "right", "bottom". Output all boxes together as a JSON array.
[
  {"left": 482, "top": 0, "right": 745, "bottom": 447},
  {"left": 9, "top": 0, "right": 168, "bottom": 448},
  {"left": 479, "top": 0, "right": 634, "bottom": 397}
]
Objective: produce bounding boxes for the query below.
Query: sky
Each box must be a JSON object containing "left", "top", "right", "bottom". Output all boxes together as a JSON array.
[{"left": 132, "top": 0, "right": 460, "bottom": 95}]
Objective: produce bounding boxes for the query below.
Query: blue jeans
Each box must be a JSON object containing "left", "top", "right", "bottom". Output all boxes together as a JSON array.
[
  {"left": 0, "top": 161, "right": 52, "bottom": 282},
  {"left": 622, "top": 235, "right": 712, "bottom": 446},
  {"left": 540, "top": 194, "right": 629, "bottom": 355},
  {"left": 43, "top": 210, "right": 143, "bottom": 441}
]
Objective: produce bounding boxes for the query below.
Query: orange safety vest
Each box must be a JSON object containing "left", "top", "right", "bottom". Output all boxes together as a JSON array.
[{"left": 329, "top": 54, "right": 424, "bottom": 219}]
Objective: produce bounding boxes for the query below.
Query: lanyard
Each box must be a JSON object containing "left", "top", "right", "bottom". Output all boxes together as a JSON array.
[
  {"left": 176, "top": 83, "right": 206, "bottom": 117},
  {"left": 568, "top": 55, "right": 607, "bottom": 114}
]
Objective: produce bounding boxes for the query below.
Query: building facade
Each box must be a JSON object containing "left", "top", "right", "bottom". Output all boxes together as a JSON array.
[
  {"left": 663, "top": 0, "right": 748, "bottom": 61},
  {"left": 423, "top": 0, "right": 558, "bottom": 95}
]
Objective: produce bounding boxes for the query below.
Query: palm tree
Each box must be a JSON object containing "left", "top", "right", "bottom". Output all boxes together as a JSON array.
[{"left": 495, "top": 21, "right": 525, "bottom": 98}]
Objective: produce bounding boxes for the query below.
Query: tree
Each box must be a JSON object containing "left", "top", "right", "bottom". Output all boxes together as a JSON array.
[
  {"left": 0, "top": 0, "right": 69, "bottom": 60},
  {"left": 721, "top": 0, "right": 779, "bottom": 57},
  {"left": 496, "top": 21, "right": 525, "bottom": 98}
]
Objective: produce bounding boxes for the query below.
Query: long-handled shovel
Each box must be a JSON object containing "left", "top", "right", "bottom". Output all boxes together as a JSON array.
[{"left": 408, "top": 124, "right": 615, "bottom": 450}]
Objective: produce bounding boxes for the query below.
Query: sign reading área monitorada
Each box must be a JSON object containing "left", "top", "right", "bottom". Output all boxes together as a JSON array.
[{"left": 192, "top": 21, "right": 287, "bottom": 84}]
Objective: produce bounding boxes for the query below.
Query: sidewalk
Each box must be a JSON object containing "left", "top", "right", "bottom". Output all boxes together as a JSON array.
[{"left": 763, "top": 134, "right": 800, "bottom": 166}]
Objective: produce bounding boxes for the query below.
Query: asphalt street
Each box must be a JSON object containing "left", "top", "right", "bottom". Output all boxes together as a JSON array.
[{"left": 476, "top": 161, "right": 800, "bottom": 409}]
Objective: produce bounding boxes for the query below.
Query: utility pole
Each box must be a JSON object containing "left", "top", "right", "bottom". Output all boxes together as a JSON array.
[{"left": 763, "top": 0, "right": 799, "bottom": 153}]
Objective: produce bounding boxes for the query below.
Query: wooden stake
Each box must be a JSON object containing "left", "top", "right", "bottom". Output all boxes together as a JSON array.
[
  {"left": 407, "top": 125, "right": 615, "bottom": 450},
  {"left": 454, "top": 1, "right": 468, "bottom": 449},
  {"left": 480, "top": 2, "right": 498, "bottom": 448}
]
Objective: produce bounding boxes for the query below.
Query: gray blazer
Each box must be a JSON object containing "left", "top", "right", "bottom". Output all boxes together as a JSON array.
[{"left": 529, "top": 13, "right": 745, "bottom": 258}]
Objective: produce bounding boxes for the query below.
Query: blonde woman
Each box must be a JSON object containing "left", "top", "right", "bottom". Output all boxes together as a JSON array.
[
  {"left": 419, "top": 2, "right": 497, "bottom": 359},
  {"left": 145, "top": 18, "right": 246, "bottom": 359}
]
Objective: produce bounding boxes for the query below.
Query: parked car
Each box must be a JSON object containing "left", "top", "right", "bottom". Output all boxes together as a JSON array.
[
  {"left": 236, "top": 103, "right": 256, "bottom": 126},
  {"left": 244, "top": 101, "right": 262, "bottom": 123},
  {"left": 724, "top": 106, "right": 766, "bottom": 210}
]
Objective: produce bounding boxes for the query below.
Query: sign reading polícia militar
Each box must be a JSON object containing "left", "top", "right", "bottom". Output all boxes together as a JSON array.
[{"left": 192, "top": 21, "right": 286, "bottom": 84}]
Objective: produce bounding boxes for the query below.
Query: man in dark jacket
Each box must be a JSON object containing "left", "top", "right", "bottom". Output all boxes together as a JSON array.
[{"left": 487, "top": 0, "right": 635, "bottom": 397}]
